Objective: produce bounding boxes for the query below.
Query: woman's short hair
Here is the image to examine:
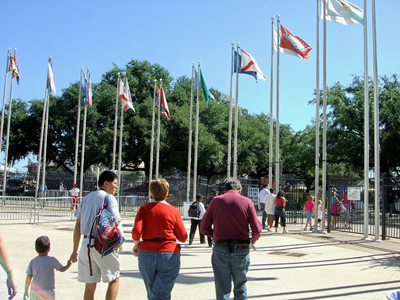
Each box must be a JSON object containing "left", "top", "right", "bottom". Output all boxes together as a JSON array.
[{"left": 150, "top": 178, "right": 170, "bottom": 201}]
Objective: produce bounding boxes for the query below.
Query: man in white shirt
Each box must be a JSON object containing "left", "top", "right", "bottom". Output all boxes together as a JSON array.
[
  {"left": 257, "top": 183, "right": 270, "bottom": 229},
  {"left": 189, "top": 194, "right": 206, "bottom": 245},
  {"left": 69, "top": 183, "right": 80, "bottom": 211},
  {"left": 264, "top": 188, "right": 276, "bottom": 232}
]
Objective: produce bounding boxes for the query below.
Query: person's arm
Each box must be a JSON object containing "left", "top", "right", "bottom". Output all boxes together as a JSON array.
[
  {"left": 249, "top": 204, "right": 262, "bottom": 243},
  {"left": 24, "top": 274, "right": 32, "bottom": 299},
  {"left": 132, "top": 207, "right": 144, "bottom": 257},
  {"left": 257, "top": 196, "right": 261, "bottom": 210},
  {"left": 200, "top": 206, "right": 213, "bottom": 237},
  {"left": 283, "top": 197, "right": 287, "bottom": 208},
  {"left": 70, "top": 218, "right": 81, "bottom": 263},
  {"left": 59, "top": 260, "right": 72, "bottom": 272},
  {"left": 0, "top": 234, "right": 16, "bottom": 299}
]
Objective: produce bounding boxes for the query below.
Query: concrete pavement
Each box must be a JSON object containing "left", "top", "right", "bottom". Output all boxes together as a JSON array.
[{"left": 1, "top": 217, "right": 400, "bottom": 299}]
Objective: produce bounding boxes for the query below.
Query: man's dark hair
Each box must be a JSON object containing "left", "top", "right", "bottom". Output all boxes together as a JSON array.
[
  {"left": 270, "top": 188, "right": 275, "bottom": 193},
  {"left": 35, "top": 236, "right": 50, "bottom": 254},
  {"left": 196, "top": 194, "right": 204, "bottom": 201},
  {"left": 98, "top": 170, "right": 118, "bottom": 187},
  {"left": 224, "top": 178, "right": 242, "bottom": 191}
]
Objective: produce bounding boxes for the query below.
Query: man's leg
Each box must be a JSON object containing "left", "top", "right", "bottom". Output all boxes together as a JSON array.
[
  {"left": 198, "top": 220, "right": 205, "bottom": 243},
  {"left": 189, "top": 219, "right": 197, "bottom": 245},
  {"left": 231, "top": 249, "right": 250, "bottom": 300},
  {"left": 106, "top": 278, "right": 119, "bottom": 300},
  {"left": 261, "top": 204, "right": 266, "bottom": 228},
  {"left": 84, "top": 283, "right": 97, "bottom": 300},
  {"left": 212, "top": 246, "right": 232, "bottom": 300}
]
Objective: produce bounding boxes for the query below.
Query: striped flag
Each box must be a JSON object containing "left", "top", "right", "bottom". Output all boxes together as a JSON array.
[{"left": 158, "top": 86, "right": 170, "bottom": 119}]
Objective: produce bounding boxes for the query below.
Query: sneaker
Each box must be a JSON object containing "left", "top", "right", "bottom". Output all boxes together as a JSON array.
[
  {"left": 309, "top": 228, "right": 313, "bottom": 231},
  {"left": 283, "top": 230, "right": 289, "bottom": 234},
  {"left": 267, "top": 228, "right": 273, "bottom": 232},
  {"left": 303, "top": 228, "right": 307, "bottom": 231},
  {"left": 273, "top": 231, "right": 278, "bottom": 234}
]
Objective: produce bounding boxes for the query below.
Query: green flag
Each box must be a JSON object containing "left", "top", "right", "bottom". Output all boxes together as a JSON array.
[{"left": 199, "top": 69, "right": 215, "bottom": 106}]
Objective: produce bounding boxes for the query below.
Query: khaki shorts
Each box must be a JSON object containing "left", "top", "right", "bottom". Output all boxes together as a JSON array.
[
  {"left": 267, "top": 214, "right": 275, "bottom": 220},
  {"left": 78, "top": 238, "right": 120, "bottom": 283}
]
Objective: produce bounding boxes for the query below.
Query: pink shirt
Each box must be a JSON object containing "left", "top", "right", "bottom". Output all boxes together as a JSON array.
[{"left": 304, "top": 200, "right": 315, "bottom": 212}]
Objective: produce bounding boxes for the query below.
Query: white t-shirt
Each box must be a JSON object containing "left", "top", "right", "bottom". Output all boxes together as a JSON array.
[
  {"left": 258, "top": 188, "right": 270, "bottom": 204},
  {"left": 191, "top": 201, "right": 206, "bottom": 220},
  {"left": 70, "top": 187, "right": 79, "bottom": 197},
  {"left": 75, "top": 189, "right": 121, "bottom": 236},
  {"left": 264, "top": 193, "right": 276, "bottom": 215}
]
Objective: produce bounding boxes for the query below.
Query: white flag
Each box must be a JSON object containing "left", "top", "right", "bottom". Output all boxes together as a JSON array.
[
  {"left": 47, "top": 61, "right": 56, "bottom": 95},
  {"left": 322, "top": 0, "right": 364, "bottom": 25}
]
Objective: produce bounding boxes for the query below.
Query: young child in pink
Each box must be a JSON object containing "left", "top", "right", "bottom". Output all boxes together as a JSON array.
[{"left": 303, "top": 195, "right": 315, "bottom": 231}]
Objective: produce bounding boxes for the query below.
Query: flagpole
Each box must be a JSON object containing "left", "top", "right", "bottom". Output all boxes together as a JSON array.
[
  {"left": 112, "top": 73, "right": 120, "bottom": 172},
  {"left": 314, "top": 0, "right": 321, "bottom": 232},
  {"left": 74, "top": 67, "right": 83, "bottom": 186},
  {"left": 275, "top": 16, "right": 281, "bottom": 192},
  {"left": 41, "top": 70, "right": 50, "bottom": 197},
  {"left": 269, "top": 19, "right": 274, "bottom": 189},
  {"left": 149, "top": 79, "right": 157, "bottom": 202},
  {"left": 35, "top": 57, "right": 51, "bottom": 199},
  {"left": 322, "top": 0, "right": 328, "bottom": 232},
  {"left": 362, "top": 0, "right": 370, "bottom": 240},
  {"left": 186, "top": 63, "right": 195, "bottom": 202},
  {"left": 372, "top": 0, "right": 380, "bottom": 241},
  {"left": 117, "top": 79, "right": 124, "bottom": 196},
  {"left": 155, "top": 79, "right": 162, "bottom": 178},
  {"left": 2, "top": 49, "right": 16, "bottom": 195},
  {"left": 227, "top": 43, "right": 234, "bottom": 179},
  {"left": 0, "top": 48, "right": 10, "bottom": 186},
  {"left": 80, "top": 67, "right": 89, "bottom": 200},
  {"left": 233, "top": 44, "right": 240, "bottom": 179},
  {"left": 193, "top": 62, "right": 200, "bottom": 201}
]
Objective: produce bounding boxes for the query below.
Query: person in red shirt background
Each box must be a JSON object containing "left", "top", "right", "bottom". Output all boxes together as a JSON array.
[{"left": 131, "top": 178, "right": 187, "bottom": 300}]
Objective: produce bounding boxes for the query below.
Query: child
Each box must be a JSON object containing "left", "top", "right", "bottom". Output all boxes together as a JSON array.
[
  {"left": 303, "top": 195, "right": 315, "bottom": 231},
  {"left": 24, "top": 236, "right": 72, "bottom": 300},
  {"left": 317, "top": 200, "right": 323, "bottom": 228}
]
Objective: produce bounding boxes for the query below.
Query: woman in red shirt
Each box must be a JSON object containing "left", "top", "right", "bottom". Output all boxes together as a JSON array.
[
  {"left": 273, "top": 191, "right": 288, "bottom": 234},
  {"left": 132, "top": 178, "right": 187, "bottom": 300}
]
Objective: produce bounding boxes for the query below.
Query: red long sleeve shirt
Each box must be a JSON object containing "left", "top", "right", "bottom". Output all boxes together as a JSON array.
[{"left": 131, "top": 201, "right": 187, "bottom": 253}]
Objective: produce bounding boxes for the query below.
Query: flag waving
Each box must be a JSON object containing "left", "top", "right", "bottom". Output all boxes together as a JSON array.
[
  {"left": 119, "top": 77, "right": 135, "bottom": 112},
  {"left": 234, "top": 49, "right": 266, "bottom": 82},
  {"left": 322, "top": 0, "right": 364, "bottom": 25},
  {"left": 275, "top": 25, "right": 312, "bottom": 59},
  {"left": 47, "top": 60, "right": 56, "bottom": 95},
  {"left": 158, "top": 86, "right": 170, "bottom": 119},
  {"left": 194, "top": 69, "right": 216, "bottom": 106},
  {"left": 9, "top": 53, "right": 20, "bottom": 84},
  {"left": 84, "top": 69, "right": 92, "bottom": 106}
]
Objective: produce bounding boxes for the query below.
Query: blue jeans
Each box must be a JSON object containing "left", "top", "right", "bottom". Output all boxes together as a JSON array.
[
  {"left": 138, "top": 250, "right": 181, "bottom": 300},
  {"left": 212, "top": 245, "right": 250, "bottom": 300}
]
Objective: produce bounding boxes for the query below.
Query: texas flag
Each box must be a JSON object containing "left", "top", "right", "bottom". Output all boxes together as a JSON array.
[
  {"left": 274, "top": 25, "right": 312, "bottom": 59},
  {"left": 234, "top": 49, "right": 267, "bottom": 82}
]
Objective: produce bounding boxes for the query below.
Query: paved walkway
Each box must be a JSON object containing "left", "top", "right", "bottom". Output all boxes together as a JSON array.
[{"left": 1, "top": 217, "right": 400, "bottom": 299}]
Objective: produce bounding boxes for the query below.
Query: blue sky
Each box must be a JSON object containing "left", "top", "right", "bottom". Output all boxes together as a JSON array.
[{"left": 1, "top": 0, "right": 398, "bottom": 170}]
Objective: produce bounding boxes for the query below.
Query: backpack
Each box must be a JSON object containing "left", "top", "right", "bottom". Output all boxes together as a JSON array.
[
  {"left": 88, "top": 193, "right": 125, "bottom": 275},
  {"left": 188, "top": 201, "right": 200, "bottom": 218}
]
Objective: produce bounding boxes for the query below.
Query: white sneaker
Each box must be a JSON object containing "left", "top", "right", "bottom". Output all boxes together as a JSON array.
[
  {"left": 283, "top": 230, "right": 289, "bottom": 234},
  {"left": 267, "top": 228, "right": 273, "bottom": 232}
]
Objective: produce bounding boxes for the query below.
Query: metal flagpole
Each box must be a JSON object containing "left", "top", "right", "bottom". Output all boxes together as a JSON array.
[
  {"left": 2, "top": 50, "right": 16, "bottom": 195},
  {"left": 0, "top": 48, "right": 10, "bottom": 180},
  {"left": 227, "top": 43, "right": 234, "bottom": 179},
  {"left": 155, "top": 79, "right": 162, "bottom": 178},
  {"left": 112, "top": 73, "right": 120, "bottom": 172},
  {"left": 322, "top": 1, "right": 328, "bottom": 231},
  {"left": 148, "top": 80, "right": 157, "bottom": 202},
  {"left": 35, "top": 57, "right": 51, "bottom": 199},
  {"left": 233, "top": 44, "right": 240, "bottom": 179},
  {"left": 276, "top": 16, "right": 281, "bottom": 192},
  {"left": 269, "top": 18, "right": 274, "bottom": 188},
  {"left": 73, "top": 67, "right": 83, "bottom": 186},
  {"left": 41, "top": 73, "right": 51, "bottom": 197},
  {"left": 186, "top": 63, "right": 195, "bottom": 202},
  {"left": 372, "top": 0, "right": 380, "bottom": 241},
  {"left": 117, "top": 77, "right": 125, "bottom": 196},
  {"left": 193, "top": 62, "right": 200, "bottom": 201},
  {"left": 314, "top": 0, "right": 321, "bottom": 232},
  {"left": 362, "top": 0, "right": 370, "bottom": 240},
  {"left": 79, "top": 67, "right": 89, "bottom": 200}
]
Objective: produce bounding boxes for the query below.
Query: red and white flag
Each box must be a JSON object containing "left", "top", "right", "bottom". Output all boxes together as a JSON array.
[
  {"left": 159, "top": 86, "right": 170, "bottom": 119},
  {"left": 274, "top": 25, "right": 312, "bottom": 59},
  {"left": 119, "top": 78, "right": 134, "bottom": 112}
]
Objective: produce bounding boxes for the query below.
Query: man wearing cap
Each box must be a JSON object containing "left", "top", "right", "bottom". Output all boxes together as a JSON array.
[
  {"left": 201, "top": 178, "right": 262, "bottom": 300},
  {"left": 69, "top": 183, "right": 80, "bottom": 211}
]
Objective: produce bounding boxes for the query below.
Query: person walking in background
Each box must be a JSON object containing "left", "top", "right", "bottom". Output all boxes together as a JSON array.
[
  {"left": 205, "top": 189, "right": 218, "bottom": 247},
  {"left": 303, "top": 195, "right": 315, "bottom": 231},
  {"left": 0, "top": 233, "right": 17, "bottom": 299},
  {"left": 24, "top": 236, "right": 71, "bottom": 300},
  {"left": 132, "top": 178, "right": 187, "bottom": 300},
  {"left": 342, "top": 190, "right": 352, "bottom": 228},
  {"left": 69, "top": 170, "right": 122, "bottom": 300},
  {"left": 59, "top": 182, "right": 65, "bottom": 197},
  {"left": 189, "top": 194, "right": 206, "bottom": 245},
  {"left": 69, "top": 183, "right": 80, "bottom": 211},
  {"left": 257, "top": 182, "right": 270, "bottom": 229},
  {"left": 331, "top": 190, "right": 340, "bottom": 228},
  {"left": 317, "top": 200, "right": 323, "bottom": 228},
  {"left": 200, "top": 178, "right": 262, "bottom": 300},
  {"left": 264, "top": 188, "right": 276, "bottom": 232},
  {"left": 274, "top": 191, "right": 288, "bottom": 234}
]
